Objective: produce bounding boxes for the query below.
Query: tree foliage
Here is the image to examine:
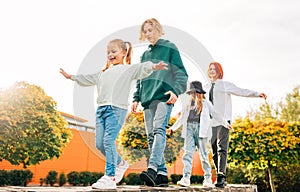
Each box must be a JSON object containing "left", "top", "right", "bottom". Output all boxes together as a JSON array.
[
  {"left": 117, "top": 111, "right": 183, "bottom": 166},
  {"left": 229, "top": 85, "right": 300, "bottom": 192},
  {"left": 0, "top": 82, "right": 72, "bottom": 168},
  {"left": 228, "top": 118, "right": 299, "bottom": 168}
]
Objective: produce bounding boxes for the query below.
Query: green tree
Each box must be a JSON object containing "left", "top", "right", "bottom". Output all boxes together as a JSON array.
[
  {"left": 278, "top": 85, "right": 300, "bottom": 122},
  {"left": 117, "top": 111, "right": 183, "bottom": 166},
  {"left": 228, "top": 118, "right": 300, "bottom": 192},
  {"left": 0, "top": 81, "right": 72, "bottom": 168}
]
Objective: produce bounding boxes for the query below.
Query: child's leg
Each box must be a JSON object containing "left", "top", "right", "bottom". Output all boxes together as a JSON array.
[
  {"left": 182, "top": 123, "right": 197, "bottom": 179},
  {"left": 96, "top": 106, "right": 127, "bottom": 177},
  {"left": 198, "top": 138, "right": 212, "bottom": 180}
]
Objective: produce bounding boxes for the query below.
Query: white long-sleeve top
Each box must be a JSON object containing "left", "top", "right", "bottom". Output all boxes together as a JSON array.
[
  {"left": 71, "top": 62, "right": 154, "bottom": 109},
  {"left": 170, "top": 94, "right": 229, "bottom": 139},
  {"left": 204, "top": 79, "right": 261, "bottom": 127}
]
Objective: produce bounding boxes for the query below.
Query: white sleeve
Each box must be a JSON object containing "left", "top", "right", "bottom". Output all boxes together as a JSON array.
[
  {"left": 71, "top": 72, "right": 100, "bottom": 86},
  {"left": 130, "top": 61, "right": 154, "bottom": 80},
  {"left": 225, "top": 81, "right": 261, "bottom": 97}
]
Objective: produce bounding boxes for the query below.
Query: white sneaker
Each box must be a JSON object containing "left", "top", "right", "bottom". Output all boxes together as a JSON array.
[
  {"left": 203, "top": 179, "right": 213, "bottom": 187},
  {"left": 91, "top": 175, "right": 116, "bottom": 189},
  {"left": 115, "top": 160, "right": 129, "bottom": 183},
  {"left": 177, "top": 177, "right": 190, "bottom": 187}
]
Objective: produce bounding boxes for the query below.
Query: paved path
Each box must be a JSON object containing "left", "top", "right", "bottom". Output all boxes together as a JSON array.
[{"left": 0, "top": 184, "right": 257, "bottom": 192}]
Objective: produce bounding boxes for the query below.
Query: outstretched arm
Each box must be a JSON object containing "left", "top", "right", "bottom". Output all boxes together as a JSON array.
[{"left": 60, "top": 68, "right": 71, "bottom": 79}]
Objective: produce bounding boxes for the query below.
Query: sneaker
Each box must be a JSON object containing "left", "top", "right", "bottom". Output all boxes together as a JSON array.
[
  {"left": 115, "top": 160, "right": 129, "bottom": 183},
  {"left": 177, "top": 177, "right": 190, "bottom": 187},
  {"left": 215, "top": 174, "right": 227, "bottom": 188},
  {"left": 91, "top": 175, "right": 116, "bottom": 189},
  {"left": 156, "top": 174, "right": 169, "bottom": 187},
  {"left": 203, "top": 179, "right": 213, "bottom": 187},
  {"left": 140, "top": 168, "right": 157, "bottom": 187}
]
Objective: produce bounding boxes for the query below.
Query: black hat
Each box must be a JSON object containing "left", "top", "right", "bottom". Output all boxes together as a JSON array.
[{"left": 186, "top": 81, "right": 206, "bottom": 94}]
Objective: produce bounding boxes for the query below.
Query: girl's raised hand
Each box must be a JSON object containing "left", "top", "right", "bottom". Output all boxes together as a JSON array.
[
  {"left": 152, "top": 62, "right": 168, "bottom": 71},
  {"left": 60, "top": 68, "right": 71, "bottom": 79}
]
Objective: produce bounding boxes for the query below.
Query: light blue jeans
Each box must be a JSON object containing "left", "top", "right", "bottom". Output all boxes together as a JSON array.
[
  {"left": 182, "top": 122, "right": 212, "bottom": 180},
  {"left": 95, "top": 105, "right": 127, "bottom": 177},
  {"left": 144, "top": 101, "right": 173, "bottom": 176}
]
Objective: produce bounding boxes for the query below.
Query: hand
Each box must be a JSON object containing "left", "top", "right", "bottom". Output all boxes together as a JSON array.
[
  {"left": 260, "top": 93, "right": 267, "bottom": 100},
  {"left": 60, "top": 68, "right": 71, "bottom": 79},
  {"left": 165, "top": 91, "right": 177, "bottom": 104},
  {"left": 227, "top": 124, "right": 234, "bottom": 131},
  {"left": 152, "top": 62, "right": 168, "bottom": 71},
  {"left": 131, "top": 101, "right": 139, "bottom": 114},
  {"left": 166, "top": 128, "right": 173, "bottom": 136}
]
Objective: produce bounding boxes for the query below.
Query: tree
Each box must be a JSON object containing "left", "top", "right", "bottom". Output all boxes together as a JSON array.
[
  {"left": 228, "top": 117, "right": 300, "bottom": 192},
  {"left": 0, "top": 81, "right": 72, "bottom": 168},
  {"left": 278, "top": 85, "right": 300, "bottom": 122},
  {"left": 117, "top": 111, "right": 183, "bottom": 165}
]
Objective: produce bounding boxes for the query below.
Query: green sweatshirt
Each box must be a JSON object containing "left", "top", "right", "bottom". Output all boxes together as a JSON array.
[{"left": 133, "top": 39, "right": 188, "bottom": 109}]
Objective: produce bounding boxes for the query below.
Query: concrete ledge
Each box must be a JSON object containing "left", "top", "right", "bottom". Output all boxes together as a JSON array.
[{"left": 0, "top": 184, "right": 258, "bottom": 192}]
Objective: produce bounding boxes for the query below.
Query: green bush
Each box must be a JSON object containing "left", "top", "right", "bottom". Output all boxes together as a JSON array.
[
  {"left": 45, "top": 170, "right": 58, "bottom": 186},
  {"left": 79, "top": 171, "right": 92, "bottom": 186},
  {"left": 90, "top": 172, "right": 104, "bottom": 184},
  {"left": 124, "top": 173, "right": 143, "bottom": 185},
  {"left": 170, "top": 174, "right": 182, "bottom": 184},
  {"left": 0, "top": 170, "right": 9, "bottom": 186},
  {"left": 190, "top": 175, "right": 204, "bottom": 184},
  {"left": 58, "top": 172, "right": 67, "bottom": 186},
  {"left": 67, "top": 171, "right": 80, "bottom": 186},
  {"left": 8, "top": 169, "right": 33, "bottom": 186}
]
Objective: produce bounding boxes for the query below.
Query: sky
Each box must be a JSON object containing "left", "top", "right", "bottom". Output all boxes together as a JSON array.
[{"left": 0, "top": 0, "right": 299, "bottom": 126}]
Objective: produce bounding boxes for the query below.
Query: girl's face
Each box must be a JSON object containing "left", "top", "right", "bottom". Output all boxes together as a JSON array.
[
  {"left": 143, "top": 23, "right": 160, "bottom": 45},
  {"left": 107, "top": 43, "right": 126, "bottom": 65},
  {"left": 208, "top": 64, "right": 218, "bottom": 80}
]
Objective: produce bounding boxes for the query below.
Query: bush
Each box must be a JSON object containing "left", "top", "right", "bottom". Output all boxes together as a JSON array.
[
  {"left": 90, "top": 172, "right": 104, "bottom": 184},
  {"left": 45, "top": 170, "right": 58, "bottom": 186},
  {"left": 170, "top": 174, "right": 182, "bottom": 184},
  {"left": 124, "top": 173, "right": 143, "bottom": 185},
  {"left": 58, "top": 172, "right": 67, "bottom": 186},
  {"left": 0, "top": 170, "right": 8, "bottom": 186},
  {"left": 8, "top": 169, "right": 33, "bottom": 186},
  {"left": 67, "top": 171, "right": 80, "bottom": 186},
  {"left": 79, "top": 171, "right": 92, "bottom": 186},
  {"left": 190, "top": 175, "right": 204, "bottom": 184}
]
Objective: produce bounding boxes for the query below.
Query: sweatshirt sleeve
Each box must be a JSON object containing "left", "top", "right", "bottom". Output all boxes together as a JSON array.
[
  {"left": 170, "top": 94, "right": 188, "bottom": 131},
  {"left": 130, "top": 61, "right": 154, "bottom": 80},
  {"left": 225, "top": 81, "right": 261, "bottom": 97},
  {"left": 70, "top": 72, "right": 100, "bottom": 86},
  {"left": 170, "top": 45, "right": 189, "bottom": 96}
]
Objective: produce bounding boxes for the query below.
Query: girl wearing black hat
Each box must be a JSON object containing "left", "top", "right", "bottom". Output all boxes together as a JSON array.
[{"left": 168, "top": 81, "right": 231, "bottom": 187}]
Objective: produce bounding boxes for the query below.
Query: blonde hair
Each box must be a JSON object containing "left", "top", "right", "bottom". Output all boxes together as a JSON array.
[
  {"left": 139, "top": 18, "right": 164, "bottom": 42},
  {"left": 102, "top": 39, "right": 133, "bottom": 72},
  {"left": 190, "top": 92, "right": 205, "bottom": 115}
]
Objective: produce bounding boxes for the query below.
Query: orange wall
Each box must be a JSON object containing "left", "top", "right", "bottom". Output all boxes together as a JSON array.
[{"left": 0, "top": 128, "right": 213, "bottom": 184}]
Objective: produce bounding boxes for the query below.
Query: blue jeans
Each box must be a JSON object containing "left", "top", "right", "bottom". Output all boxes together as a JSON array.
[
  {"left": 182, "top": 122, "right": 212, "bottom": 180},
  {"left": 95, "top": 105, "right": 127, "bottom": 177},
  {"left": 144, "top": 101, "right": 173, "bottom": 176}
]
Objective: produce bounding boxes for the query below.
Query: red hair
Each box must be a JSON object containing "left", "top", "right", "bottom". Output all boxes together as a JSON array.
[{"left": 209, "top": 62, "right": 224, "bottom": 79}]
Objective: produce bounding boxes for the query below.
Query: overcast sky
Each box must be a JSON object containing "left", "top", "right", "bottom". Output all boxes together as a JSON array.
[{"left": 0, "top": 0, "right": 299, "bottom": 125}]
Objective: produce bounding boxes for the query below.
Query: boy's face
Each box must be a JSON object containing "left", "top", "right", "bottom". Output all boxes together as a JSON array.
[
  {"left": 143, "top": 23, "right": 159, "bottom": 45},
  {"left": 107, "top": 43, "right": 126, "bottom": 65}
]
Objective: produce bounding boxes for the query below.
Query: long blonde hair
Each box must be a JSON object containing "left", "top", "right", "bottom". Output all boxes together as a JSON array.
[
  {"left": 190, "top": 92, "right": 205, "bottom": 115},
  {"left": 139, "top": 18, "right": 164, "bottom": 42},
  {"left": 102, "top": 39, "right": 133, "bottom": 72}
]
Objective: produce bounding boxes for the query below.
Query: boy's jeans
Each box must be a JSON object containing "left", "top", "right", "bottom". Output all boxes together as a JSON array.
[
  {"left": 95, "top": 105, "right": 127, "bottom": 176},
  {"left": 144, "top": 101, "right": 173, "bottom": 176}
]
